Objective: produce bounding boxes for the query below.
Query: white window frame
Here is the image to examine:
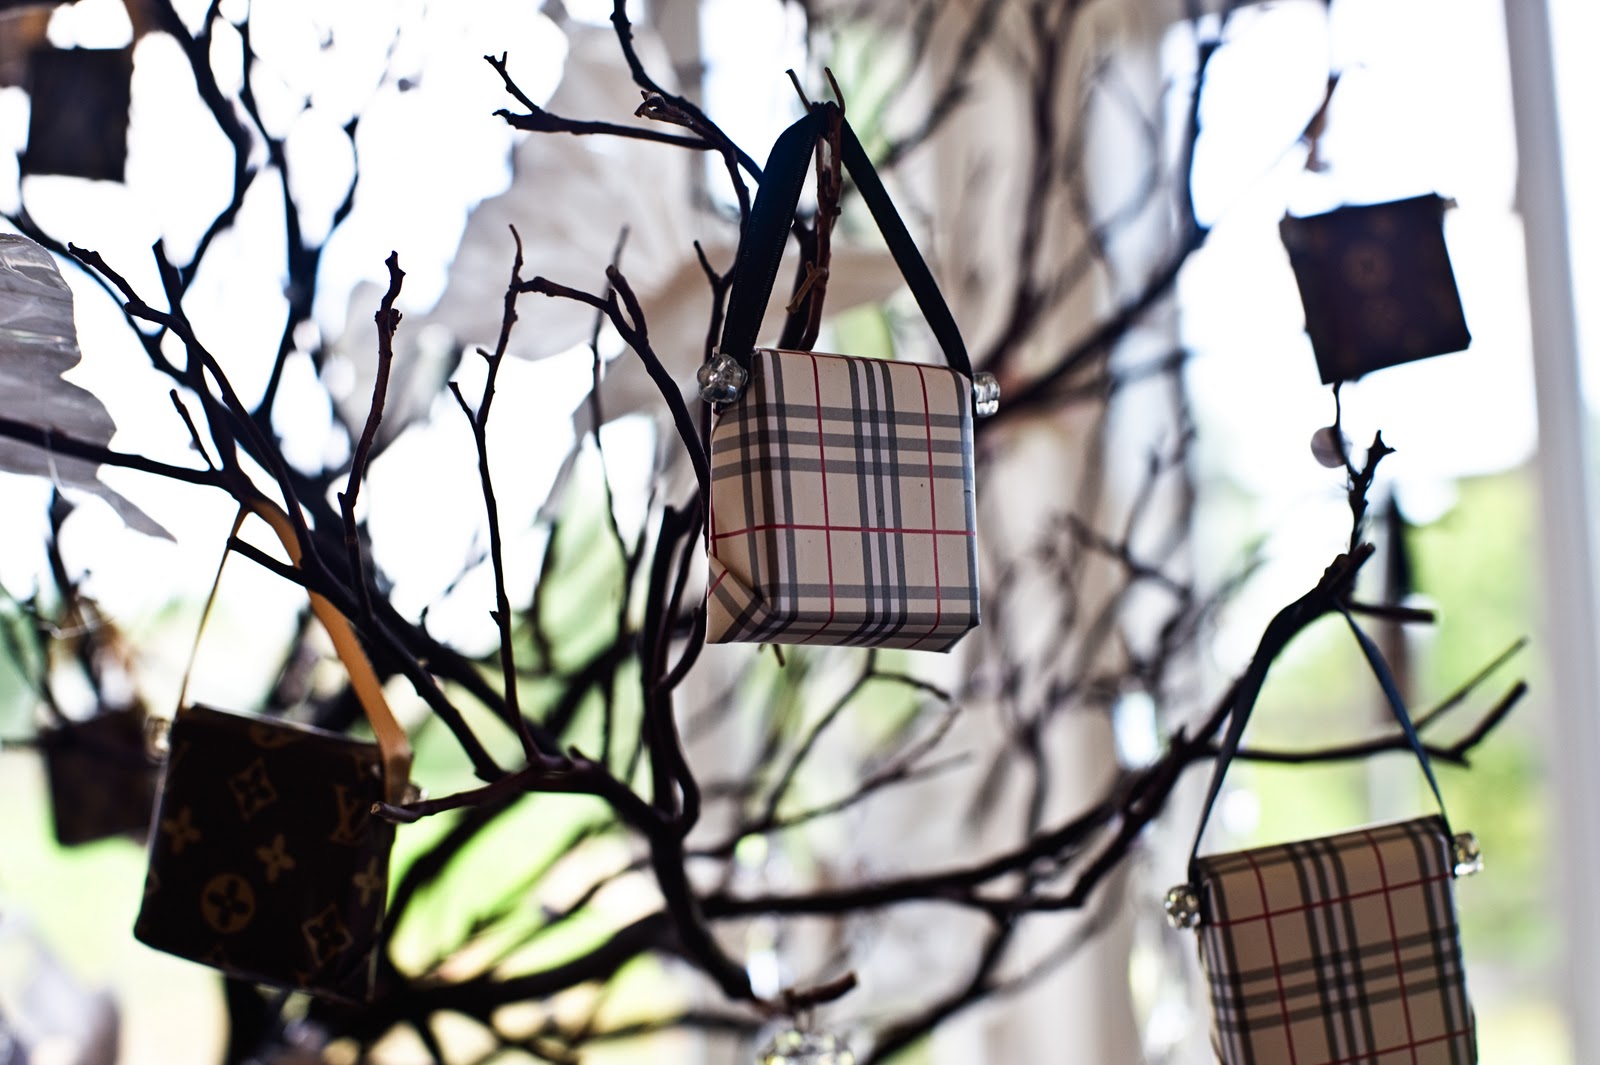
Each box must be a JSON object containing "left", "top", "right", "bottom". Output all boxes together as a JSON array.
[{"left": 1504, "top": 2, "right": 1599, "bottom": 1062}]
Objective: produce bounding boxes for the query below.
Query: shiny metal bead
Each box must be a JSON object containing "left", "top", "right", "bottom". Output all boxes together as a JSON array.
[
  {"left": 1310, "top": 425, "right": 1350, "bottom": 469},
  {"left": 144, "top": 715, "right": 171, "bottom": 760},
  {"left": 698, "top": 351, "right": 748, "bottom": 405},
  {"left": 1451, "top": 832, "right": 1483, "bottom": 877},
  {"left": 1164, "top": 883, "right": 1202, "bottom": 930},
  {"left": 971, "top": 371, "right": 1000, "bottom": 418},
  {"left": 758, "top": 1028, "right": 854, "bottom": 1065}
]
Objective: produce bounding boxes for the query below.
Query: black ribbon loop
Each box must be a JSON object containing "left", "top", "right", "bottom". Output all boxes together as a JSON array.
[
  {"left": 1186, "top": 606, "right": 1453, "bottom": 884},
  {"left": 716, "top": 105, "right": 973, "bottom": 382}
]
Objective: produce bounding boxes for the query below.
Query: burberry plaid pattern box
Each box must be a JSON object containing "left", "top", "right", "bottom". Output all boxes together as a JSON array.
[
  {"left": 1194, "top": 815, "right": 1476, "bottom": 1065},
  {"left": 707, "top": 348, "right": 979, "bottom": 651},
  {"left": 135, "top": 704, "right": 395, "bottom": 1002}
]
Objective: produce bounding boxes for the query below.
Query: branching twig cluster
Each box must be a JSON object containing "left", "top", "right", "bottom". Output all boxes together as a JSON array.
[{"left": 0, "top": 2, "right": 1524, "bottom": 1064}]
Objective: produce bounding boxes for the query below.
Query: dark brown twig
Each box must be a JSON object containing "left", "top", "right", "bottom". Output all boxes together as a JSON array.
[{"left": 338, "top": 251, "right": 405, "bottom": 621}]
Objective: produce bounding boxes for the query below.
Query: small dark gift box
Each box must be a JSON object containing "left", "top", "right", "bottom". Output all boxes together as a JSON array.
[
  {"left": 134, "top": 704, "right": 395, "bottom": 1003},
  {"left": 1279, "top": 193, "right": 1471, "bottom": 384},
  {"left": 22, "top": 46, "right": 132, "bottom": 182},
  {"left": 39, "top": 703, "right": 157, "bottom": 846}
]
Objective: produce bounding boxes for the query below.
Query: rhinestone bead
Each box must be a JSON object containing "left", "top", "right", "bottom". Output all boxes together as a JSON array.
[
  {"left": 758, "top": 1029, "right": 855, "bottom": 1065},
  {"left": 1451, "top": 832, "right": 1483, "bottom": 877},
  {"left": 1163, "top": 883, "right": 1201, "bottom": 930},
  {"left": 1310, "top": 426, "right": 1350, "bottom": 468},
  {"left": 144, "top": 715, "right": 171, "bottom": 759},
  {"left": 698, "top": 351, "right": 748, "bottom": 405},
  {"left": 971, "top": 371, "right": 1000, "bottom": 418}
]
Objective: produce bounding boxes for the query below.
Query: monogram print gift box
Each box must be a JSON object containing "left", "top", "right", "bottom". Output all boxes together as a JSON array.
[{"left": 134, "top": 704, "right": 395, "bottom": 1002}]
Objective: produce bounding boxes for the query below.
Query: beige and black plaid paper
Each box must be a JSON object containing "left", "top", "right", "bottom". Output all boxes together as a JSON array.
[
  {"left": 1195, "top": 816, "right": 1475, "bottom": 1065},
  {"left": 706, "top": 348, "right": 979, "bottom": 651}
]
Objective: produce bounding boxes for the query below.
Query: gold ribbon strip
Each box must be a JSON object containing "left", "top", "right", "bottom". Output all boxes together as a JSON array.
[{"left": 177, "top": 497, "right": 412, "bottom": 805}]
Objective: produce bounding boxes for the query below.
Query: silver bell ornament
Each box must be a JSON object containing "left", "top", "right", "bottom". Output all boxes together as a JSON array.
[
  {"left": 971, "top": 371, "right": 1000, "bottom": 418},
  {"left": 1451, "top": 832, "right": 1483, "bottom": 878},
  {"left": 144, "top": 714, "right": 171, "bottom": 759},
  {"left": 1163, "top": 883, "right": 1201, "bottom": 930},
  {"left": 1309, "top": 425, "right": 1351, "bottom": 469},
  {"left": 757, "top": 1028, "right": 855, "bottom": 1065},
  {"left": 699, "top": 351, "right": 749, "bottom": 405}
]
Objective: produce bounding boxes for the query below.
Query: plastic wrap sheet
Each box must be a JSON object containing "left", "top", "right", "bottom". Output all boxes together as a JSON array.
[{"left": 0, "top": 234, "right": 168, "bottom": 537}]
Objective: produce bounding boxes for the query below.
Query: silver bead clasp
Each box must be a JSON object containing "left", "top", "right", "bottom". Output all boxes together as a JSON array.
[
  {"left": 144, "top": 715, "right": 172, "bottom": 760},
  {"left": 1451, "top": 832, "right": 1483, "bottom": 878},
  {"left": 698, "top": 351, "right": 748, "bottom": 405},
  {"left": 1163, "top": 883, "right": 1201, "bottom": 930},
  {"left": 758, "top": 1028, "right": 855, "bottom": 1065},
  {"left": 971, "top": 371, "right": 1000, "bottom": 418}
]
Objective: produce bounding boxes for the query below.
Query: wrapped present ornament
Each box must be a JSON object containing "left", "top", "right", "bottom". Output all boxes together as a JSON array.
[
  {"left": 135, "top": 704, "right": 396, "bottom": 1002},
  {"left": 133, "top": 500, "right": 412, "bottom": 1003},
  {"left": 1168, "top": 611, "right": 1480, "bottom": 1065},
  {"left": 21, "top": 46, "right": 132, "bottom": 182},
  {"left": 704, "top": 106, "right": 994, "bottom": 651},
  {"left": 1280, "top": 193, "right": 1471, "bottom": 384},
  {"left": 38, "top": 702, "right": 157, "bottom": 846}
]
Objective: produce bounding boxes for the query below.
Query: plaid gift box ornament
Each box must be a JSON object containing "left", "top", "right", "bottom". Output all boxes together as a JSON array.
[
  {"left": 702, "top": 105, "right": 994, "bottom": 651},
  {"left": 134, "top": 499, "right": 413, "bottom": 1003},
  {"left": 1168, "top": 610, "right": 1482, "bottom": 1065},
  {"left": 1280, "top": 193, "right": 1471, "bottom": 384}
]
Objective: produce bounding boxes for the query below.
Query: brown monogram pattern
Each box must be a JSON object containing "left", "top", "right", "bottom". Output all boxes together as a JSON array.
[
  {"left": 160, "top": 807, "right": 202, "bottom": 854},
  {"left": 228, "top": 758, "right": 278, "bottom": 820},
  {"left": 201, "top": 874, "right": 256, "bottom": 934},
  {"left": 301, "top": 905, "right": 355, "bottom": 969},
  {"left": 135, "top": 704, "right": 395, "bottom": 1003},
  {"left": 255, "top": 833, "right": 296, "bottom": 882}
]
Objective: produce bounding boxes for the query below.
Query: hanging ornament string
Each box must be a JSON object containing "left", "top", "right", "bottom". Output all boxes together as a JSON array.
[
  {"left": 715, "top": 104, "right": 972, "bottom": 378},
  {"left": 1184, "top": 589, "right": 1455, "bottom": 886},
  {"left": 1281, "top": 41, "right": 1471, "bottom": 386},
  {"left": 703, "top": 102, "right": 995, "bottom": 415},
  {"left": 166, "top": 497, "right": 411, "bottom": 805},
  {"left": 168, "top": 503, "right": 249, "bottom": 727}
]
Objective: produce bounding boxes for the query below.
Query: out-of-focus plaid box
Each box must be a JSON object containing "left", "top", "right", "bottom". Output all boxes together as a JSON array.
[
  {"left": 706, "top": 348, "right": 979, "bottom": 651},
  {"left": 1194, "top": 815, "right": 1476, "bottom": 1065},
  {"left": 1280, "top": 194, "right": 1471, "bottom": 384}
]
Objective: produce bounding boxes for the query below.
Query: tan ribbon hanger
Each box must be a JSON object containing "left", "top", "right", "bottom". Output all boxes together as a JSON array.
[{"left": 172, "top": 497, "right": 412, "bottom": 806}]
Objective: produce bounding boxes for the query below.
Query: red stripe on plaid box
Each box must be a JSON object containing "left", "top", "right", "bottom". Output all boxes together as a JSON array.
[{"left": 706, "top": 348, "right": 980, "bottom": 651}]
